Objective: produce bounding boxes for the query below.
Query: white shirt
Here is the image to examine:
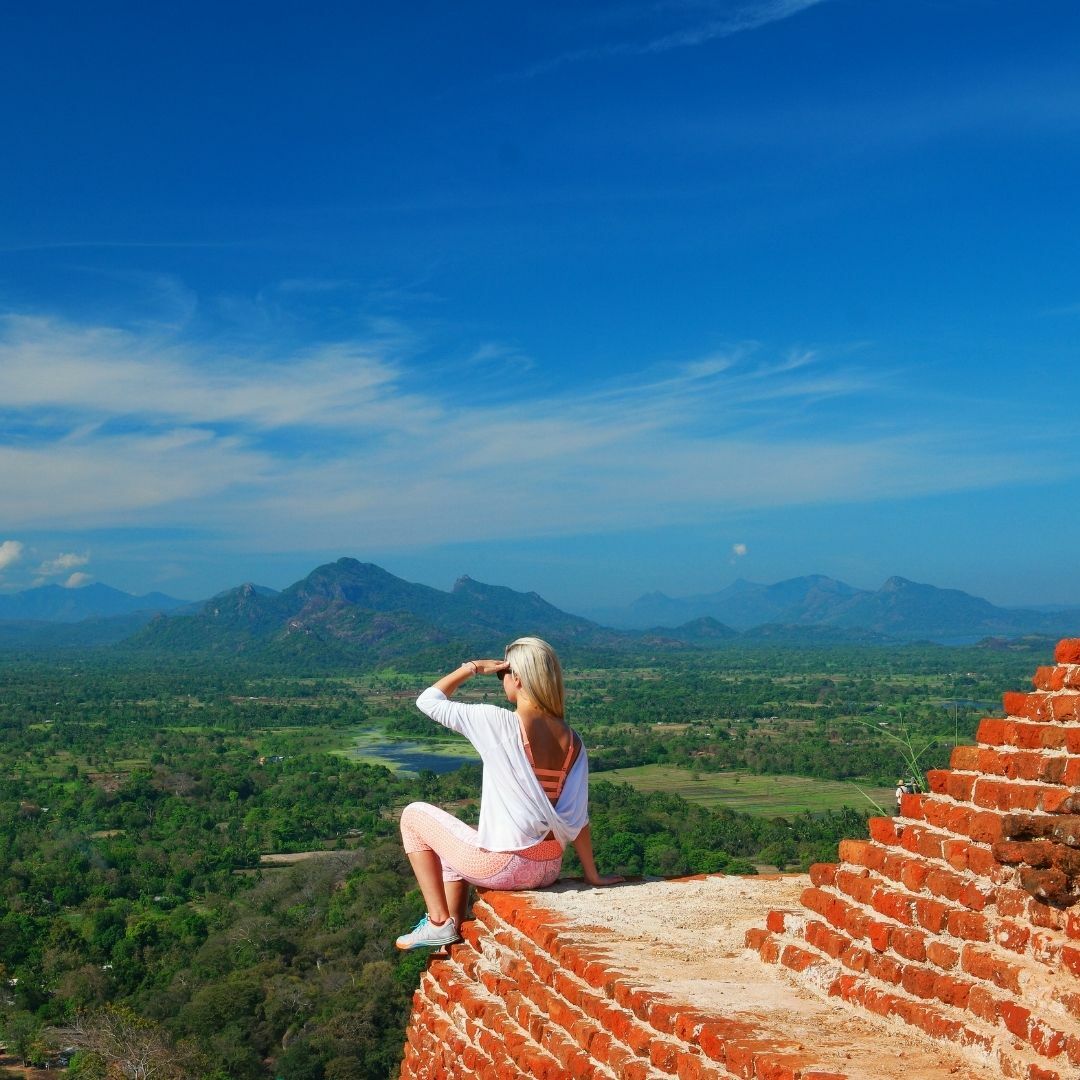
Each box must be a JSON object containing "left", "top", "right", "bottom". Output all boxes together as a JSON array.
[{"left": 416, "top": 686, "right": 590, "bottom": 851}]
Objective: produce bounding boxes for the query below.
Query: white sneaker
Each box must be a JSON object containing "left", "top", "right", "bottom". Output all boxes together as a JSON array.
[{"left": 395, "top": 914, "right": 459, "bottom": 951}]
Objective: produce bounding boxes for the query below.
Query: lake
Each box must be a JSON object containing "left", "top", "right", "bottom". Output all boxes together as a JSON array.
[{"left": 345, "top": 729, "right": 479, "bottom": 775}]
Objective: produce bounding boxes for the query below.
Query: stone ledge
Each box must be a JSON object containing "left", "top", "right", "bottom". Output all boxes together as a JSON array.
[{"left": 400, "top": 875, "right": 1001, "bottom": 1079}]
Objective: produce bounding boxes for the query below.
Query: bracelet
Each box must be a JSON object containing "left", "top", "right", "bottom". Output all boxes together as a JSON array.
[{"left": 465, "top": 661, "right": 478, "bottom": 675}]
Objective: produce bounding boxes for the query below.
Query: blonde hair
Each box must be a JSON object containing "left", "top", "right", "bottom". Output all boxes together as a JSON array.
[{"left": 504, "top": 636, "right": 565, "bottom": 720}]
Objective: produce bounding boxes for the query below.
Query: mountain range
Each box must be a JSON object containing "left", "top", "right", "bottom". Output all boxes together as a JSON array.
[
  {"left": 122, "top": 559, "right": 628, "bottom": 665},
  {"left": 0, "top": 582, "right": 185, "bottom": 622},
  {"left": 588, "top": 574, "right": 1080, "bottom": 643},
  {"left": 1, "top": 561, "right": 1077, "bottom": 661}
]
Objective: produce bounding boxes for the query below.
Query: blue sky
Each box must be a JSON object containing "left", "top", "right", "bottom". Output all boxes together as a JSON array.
[{"left": 2, "top": 0, "right": 1079, "bottom": 613}]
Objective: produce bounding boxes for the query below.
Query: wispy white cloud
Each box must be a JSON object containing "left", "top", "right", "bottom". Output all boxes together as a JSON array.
[
  {"left": 519, "top": 0, "right": 830, "bottom": 78},
  {"left": 38, "top": 552, "right": 90, "bottom": 576},
  {"left": 0, "top": 312, "right": 1067, "bottom": 557},
  {"left": 0, "top": 540, "right": 24, "bottom": 573},
  {"left": 63, "top": 572, "right": 93, "bottom": 589}
]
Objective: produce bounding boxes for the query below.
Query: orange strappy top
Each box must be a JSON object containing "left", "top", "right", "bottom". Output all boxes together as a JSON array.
[{"left": 522, "top": 731, "right": 580, "bottom": 804}]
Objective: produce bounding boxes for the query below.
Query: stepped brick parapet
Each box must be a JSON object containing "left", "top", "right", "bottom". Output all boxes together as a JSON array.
[
  {"left": 751, "top": 638, "right": 1080, "bottom": 1080},
  {"left": 400, "top": 876, "right": 1000, "bottom": 1079},
  {"left": 400, "top": 640, "right": 1080, "bottom": 1079}
]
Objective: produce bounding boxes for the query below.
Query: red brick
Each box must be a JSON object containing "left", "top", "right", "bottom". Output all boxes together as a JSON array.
[
  {"left": 1029, "top": 1021, "right": 1068, "bottom": 1060},
  {"left": 809, "top": 862, "right": 838, "bottom": 886},
  {"left": 1040, "top": 725, "right": 1069, "bottom": 749},
  {"left": 1004, "top": 691, "right": 1036, "bottom": 718},
  {"left": 945, "top": 803, "right": 974, "bottom": 834},
  {"left": 962, "top": 946, "right": 1023, "bottom": 993},
  {"left": 901, "top": 965, "right": 938, "bottom": 999},
  {"left": 976, "top": 746, "right": 1005, "bottom": 774},
  {"left": 946, "top": 773, "right": 976, "bottom": 801},
  {"left": 871, "top": 887, "right": 916, "bottom": 925},
  {"left": 970, "top": 811, "right": 1005, "bottom": 844},
  {"left": 868, "top": 816, "right": 900, "bottom": 844},
  {"left": 915, "top": 829, "right": 945, "bottom": 860},
  {"left": 933, "top": 974, "right": 971, "bottom": 1008},
  {"left": 649, "top": 1039, "right": 682, "bottom": 1074},
  {"left": 950, "top": 744, "right": 982, "bottom": 770},
  {"left": 926, "top": 769, "right": 951, "bottom": 794},
  {"left": 921, "top": 796, "right": 952, "bottom": 829},
  {"left": 647, "top": 1001, "right": 682, "bottom": 1037},
  {"left": 973, "top": 777, "right": 1008, "bottom": 809},
  {"left": 899, "top": 792, "right": 925, "bottom": 819},
  {"left": 941, "top": 837, "right": 970, "bottom": 872},
  {"left": 947, "top": 910, "right": 990, "bottom": 942},
  {"left": 725, "top": 1039, "right": 773, "bottom": 1079},
  {"left": 967, "top": 845, "right": 998, "bottom": 877},
  {"left": 1035, "top": 666, "right": 1067, "bottom": 691},
  {"left": 927, "top": 940, "right": 960, "bottom": 969},
  {"left": 967, "top": 984, "right": 999, "bottom": 1025},
  {"left": 996, "top": 920, "right": 1032, "bottom": 953},
  {"left": 1004, "top": 783, "right": 1044, "bottom": 812},
  {"left": 1056, "top": 640, "right": 1080, "bottom": 664},
  {"left": 836, "top": 868, "right": 874, "bottom": 905},
  {"left": 1017, "top": 749, "right": 1051, "bottom": 777},
  {"left": 866, "top": 953, "right": 904, "bottom": 985},
  {"left": 837, "top": 839, "right": 873, "bottom": 867},
  {"left": 800, "top": 886, "right": 831, "bottom": 919},
  {"left": 868, "top": 920, "right": 892, "bottom": 952},
  {"left": 997, "top": 887, "right": 1030, "bottom": 918},
  {"left": 1041, "top": 787, "right": 1072, "bottom": 813},
  {"left": 759, "top": 936, "right": 781, "bottom": 964},
  {"left": 840, "top": 944, "right": 871, "bottom": 972},
  {"left": 804, "top": 919, "right": 848, "bottom": 959},
  {"left": 1028, "top": 1065, "right": 1062, "bottom": 1080},
  {"left": 914, "top": 897, "right": 950, "bottom": 934},
  {"left": 924, "top": 867, "right": 964, "bottom": 903},
  {"left": 765, "top": 909, "right": 788, "bottom": 933},
  {"left": 890, "top": 926, "right": 928, "bottom": 962},
  {"left": 977, "top": 718, "right": 1010, "bottom": 745},
  {"left": 899, "top": 858, "right": 931, "bottom": 892},
  {"left": 1061, "top": 944, "right": 1080, "bottom": 978},
  {"left": 1000, "top": 1001, "right": 1032, "bottom": 1040},
  {"left": 880, "top": 851, "right": 906, "bottom": 880}
]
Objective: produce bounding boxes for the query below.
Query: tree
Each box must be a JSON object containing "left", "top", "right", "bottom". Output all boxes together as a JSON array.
[
  {"left": 1, "top": 1010, "right": 42, "bottom": 1066},
  {"left": 63, "top": 1005, "right": 201, "bottom": 1080}
]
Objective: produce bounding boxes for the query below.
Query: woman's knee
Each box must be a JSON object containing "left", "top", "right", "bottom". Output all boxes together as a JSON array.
[{"left": 400, "top": 801, "right": 436, "bottom": 847}]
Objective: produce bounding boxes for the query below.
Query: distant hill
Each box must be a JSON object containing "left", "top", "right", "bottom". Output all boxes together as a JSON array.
[
  {"left": 4, "top": 562, "right": 1076, "bottom": 660},
  {"left": 125, "top": 558, "right": 631, "bottom": 666},
  {"left": 0, "top": 582, "right": 186, "bottom": 623},
  {"left": 639, "top": 617, "right": 739, "bottom": 646},
  {"left": 0, "top": 611, "right": 165, "bottom": 652},
  {"left": 591, "top": 574, "right": 1080, "bottom": 643}
]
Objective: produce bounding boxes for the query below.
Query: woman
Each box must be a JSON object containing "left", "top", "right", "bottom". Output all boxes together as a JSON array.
[{"left": 396, "top": 636, "right": 621, "bottom": 950}]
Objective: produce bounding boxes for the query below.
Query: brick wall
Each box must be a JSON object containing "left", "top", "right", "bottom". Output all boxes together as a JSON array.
[
  {"left": 399, "top": 640, "right": 1080, "bottom": 1080},
  {"left": 400, "top": 884, "right": 861, "bottom": 1079},
  {"left": 752, "top": 638, "right": 1080, "bottom": 1080}
]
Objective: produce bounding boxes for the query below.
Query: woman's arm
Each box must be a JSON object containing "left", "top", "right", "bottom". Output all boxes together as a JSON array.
[
  {"left": 572, "top": 824, "right": 623, "bottom": 887},
  {"left": 431, "top": 659, "right": 507, "bottom": 698}
]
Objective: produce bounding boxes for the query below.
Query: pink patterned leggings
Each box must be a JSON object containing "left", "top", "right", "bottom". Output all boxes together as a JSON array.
[{"left": 399, "top": 802, "right": 563, "bottom": 889}]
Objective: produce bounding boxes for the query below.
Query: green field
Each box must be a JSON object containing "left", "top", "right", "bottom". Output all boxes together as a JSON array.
[{"left": 595, "top": 764, "right": 893, "bottom": 816}]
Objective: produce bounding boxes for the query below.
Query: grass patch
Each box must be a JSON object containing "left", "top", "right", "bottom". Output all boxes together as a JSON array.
[{"left": 595, "top": 764, "right": 893, "bottom": 816}]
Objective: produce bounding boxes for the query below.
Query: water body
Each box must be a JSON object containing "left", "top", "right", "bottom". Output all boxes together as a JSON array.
[{"left": 346, "top": 730, "right": 478, "bottom": 775}]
